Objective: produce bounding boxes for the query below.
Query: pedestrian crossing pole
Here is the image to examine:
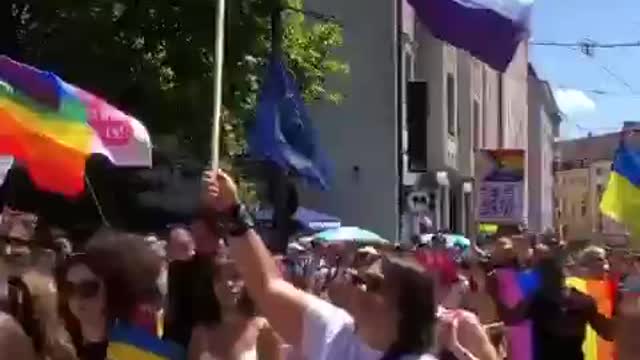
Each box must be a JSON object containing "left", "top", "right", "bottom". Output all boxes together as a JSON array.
[{"left": 211, "top": 0, "right": 226, "bottom": 171}]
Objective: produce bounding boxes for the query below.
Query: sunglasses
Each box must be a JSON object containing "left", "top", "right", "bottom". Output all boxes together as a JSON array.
[{"left": 63, "top": 279, "right": 101, "bottom": 299}]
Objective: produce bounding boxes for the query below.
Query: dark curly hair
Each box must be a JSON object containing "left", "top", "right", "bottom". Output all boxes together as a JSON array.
[{"left": 83, "top": 230, "right": 163, "bottom": 322}]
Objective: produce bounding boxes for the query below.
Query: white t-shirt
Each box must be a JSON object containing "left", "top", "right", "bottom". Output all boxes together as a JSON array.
[{"left": 301, "top": 294, "right": 437, "bottom": 360}]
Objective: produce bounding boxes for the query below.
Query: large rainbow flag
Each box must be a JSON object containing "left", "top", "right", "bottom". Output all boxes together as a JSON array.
[
  {"left": 566, "top": 277, "right": 616, "bottom": 360},
  {"left": 0, "top": 56, "right": 152, "bottom": 196}
]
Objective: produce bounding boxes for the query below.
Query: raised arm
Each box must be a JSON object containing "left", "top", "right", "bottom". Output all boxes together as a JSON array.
[
  {"left": 201, "top": 170, "right": 311, "bottom": 348},
  {"left": 586, "top": 298, "right": 615, "bottom": 341}
]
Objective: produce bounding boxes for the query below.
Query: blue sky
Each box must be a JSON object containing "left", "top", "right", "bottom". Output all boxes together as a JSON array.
[{"left": 531, "top": 0, "right": 640, "bottom": 138}]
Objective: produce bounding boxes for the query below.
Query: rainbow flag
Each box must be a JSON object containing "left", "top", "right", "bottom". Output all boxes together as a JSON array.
[
  {"left": 108, "top": 322, "right": 185, "bottom": 360},
  {"left": 0, "top": 56, "right": 151, "bottom": 196},
  {"left": 566, "top": 277, "right": 615, "bottom": 360}
]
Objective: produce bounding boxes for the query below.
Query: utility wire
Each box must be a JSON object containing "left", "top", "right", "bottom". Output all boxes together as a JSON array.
[
  {"left": 566, "top": 47, "right": 638, "bottom": 94},
  {"left": 531, "top": 40, "right": 640, "bottom": 48}
]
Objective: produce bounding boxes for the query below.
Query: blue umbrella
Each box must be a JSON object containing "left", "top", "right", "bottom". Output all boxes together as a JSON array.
[
  {"left": 254, "top": 207, "right": 341, "bottom": 231},
  {"left": 314, "top": 226, "right": 388, "bottom": 244}
]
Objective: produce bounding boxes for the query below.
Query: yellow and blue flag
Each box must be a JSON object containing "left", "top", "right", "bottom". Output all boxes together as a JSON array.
[
  {"left": 600, "top": 142, "right": 640, "bottom": 246},
  {"left": 107, "top": 322, "right": 185, "bottom": 360}
]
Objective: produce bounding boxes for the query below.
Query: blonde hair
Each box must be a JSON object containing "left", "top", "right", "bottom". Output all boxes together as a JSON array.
[
  {"left": 577, "top": 246, "right": 606, "bottom": 266},
  {"left": 21, "top": 270, "right": 77, "bottom": 360}
]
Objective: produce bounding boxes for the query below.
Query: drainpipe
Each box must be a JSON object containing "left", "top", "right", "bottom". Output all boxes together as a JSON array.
[
  {"left": 395, "top": 0, "right": 404, "bottom": 241},
  {"left": 498, "top": 73, "right": 504, "bottom": 148}
]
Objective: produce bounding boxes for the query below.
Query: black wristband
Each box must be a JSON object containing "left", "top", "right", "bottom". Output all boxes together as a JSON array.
[{"left": 222, "top": 203, "right": 255, "bottom": 237}]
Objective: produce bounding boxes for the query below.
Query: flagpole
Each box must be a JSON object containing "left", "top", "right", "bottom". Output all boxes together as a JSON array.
[
  {"left": 211, "top": 0, "right": 226, "bottom": 171},
  {"left": 85, "top": 175, "right": 110, "bottom": 228}
]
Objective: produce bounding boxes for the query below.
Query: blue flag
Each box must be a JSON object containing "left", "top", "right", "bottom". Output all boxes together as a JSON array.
[{"left": 249, "top": 56, "right": 331, "bottom": 190}]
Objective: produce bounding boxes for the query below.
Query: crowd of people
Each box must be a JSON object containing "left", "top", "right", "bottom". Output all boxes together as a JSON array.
[{"left": 0, "top": 170, "right": 640, "bottom": 360}]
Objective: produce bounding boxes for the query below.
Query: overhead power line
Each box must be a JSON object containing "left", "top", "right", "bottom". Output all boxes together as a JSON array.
[
  {"left": 565, "top": 47, "right": 638, "bottom": 94},
  {"left": 531, "top": 40, "right": 640, "bottom": 48}
]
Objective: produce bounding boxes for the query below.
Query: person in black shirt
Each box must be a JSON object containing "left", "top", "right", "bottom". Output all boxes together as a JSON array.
[{"left": 488, "top": 257, "right": 614, "bottom": 360}]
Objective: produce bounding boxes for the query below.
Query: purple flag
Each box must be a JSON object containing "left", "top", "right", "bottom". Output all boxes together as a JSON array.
[{"left": 408, "top": 0, "right": 533, "bottom": 72}]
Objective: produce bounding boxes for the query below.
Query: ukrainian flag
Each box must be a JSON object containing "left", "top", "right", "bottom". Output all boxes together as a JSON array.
[
  {"left": 600, "top": 143, "right": 640, "bottom": 247},
  {"left": 107, "top": 322, "right": 185, "bottom": 360}
]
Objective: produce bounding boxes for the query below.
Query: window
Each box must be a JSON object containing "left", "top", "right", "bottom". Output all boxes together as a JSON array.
[
  {"left": 581, "top": 196, "right": 587, "bottom": 217},
  {"left": 447, "top": 73, "right": 456, "bottom": 136},
  {"left": 473, "top": 99, "right": 481, "bottom": 149},
  {"left": 595, "top": 167, "right": 603, "bottom": 176}
]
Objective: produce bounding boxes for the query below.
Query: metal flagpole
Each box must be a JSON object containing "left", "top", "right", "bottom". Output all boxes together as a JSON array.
[
  {"left": 85, "top": 175, "right": 111, "bottom": 228},
  {"left": 211, "top": 0, "right": 226, "bottom": 171}
]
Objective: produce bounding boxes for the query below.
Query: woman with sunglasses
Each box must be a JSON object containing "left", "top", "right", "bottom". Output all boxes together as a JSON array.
[
  {"left": 202, "top": 170, "right": 438, "bottom": 360},
  {"left": 56, "top": 253, "right": 108, "bottom": 360}
]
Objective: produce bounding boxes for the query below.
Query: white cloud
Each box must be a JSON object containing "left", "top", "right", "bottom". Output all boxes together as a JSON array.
[{"left": 553, "top": 88, "right": 596, "bottom": 115}]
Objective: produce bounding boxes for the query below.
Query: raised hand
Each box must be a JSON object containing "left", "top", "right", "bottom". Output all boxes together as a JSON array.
[{"left": 201, "top": 169, "right": 240, "bottom": 213}]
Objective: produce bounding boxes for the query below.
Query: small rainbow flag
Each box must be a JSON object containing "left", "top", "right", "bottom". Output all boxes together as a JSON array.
[
  {"left": 0, "top": 56, "right": 151, "bottom": 196},
  {"left": 566, "top": 277, "right": 616, "bottom": 360}
]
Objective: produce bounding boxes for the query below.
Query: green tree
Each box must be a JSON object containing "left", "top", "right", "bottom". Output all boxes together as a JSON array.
[{"left": 4, "top": 0, "right": 347, "bottom": 163}]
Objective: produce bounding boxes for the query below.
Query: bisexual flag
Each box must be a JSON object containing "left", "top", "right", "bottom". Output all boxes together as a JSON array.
[{"left": 408, "top": 0, "right": 534, "bottom": 71}]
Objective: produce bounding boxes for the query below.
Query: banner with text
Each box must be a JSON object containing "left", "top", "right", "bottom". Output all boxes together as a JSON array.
[{"left": 475, "top": 149, "right": 525, "bottom": 224}]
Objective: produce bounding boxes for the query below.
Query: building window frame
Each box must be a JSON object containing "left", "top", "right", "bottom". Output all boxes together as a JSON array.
[
  {"left": 473, "top": 99, "right": 481, "bottom": 149},
  {"left": 446, "top": 73, "right": 456, "bottom": 136}
]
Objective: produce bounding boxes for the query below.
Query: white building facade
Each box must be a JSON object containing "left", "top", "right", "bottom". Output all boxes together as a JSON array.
[
  {"left": 527, "top": 67, "right": 561, "bottom": 233},
  {"left": 300, "top": 0, "right": 529, "bottom": 241}
]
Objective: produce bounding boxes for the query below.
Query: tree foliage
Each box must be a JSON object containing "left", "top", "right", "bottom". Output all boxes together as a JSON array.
[{"left": 2, "top": 0, "right": 347, "bottom": 162}]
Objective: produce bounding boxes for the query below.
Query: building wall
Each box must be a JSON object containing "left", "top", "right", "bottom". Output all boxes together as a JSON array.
[
  {"left": 528, "top": 78, "right": 556, "bottom": 233},
  {"left": 502, "top": 43, "right": 529, "bottom": 225},
  {"left": 556, "top": 168, "right": 591, "bottom": 241},
  {"left": 300, "top": 0, "right": 400, "bottom": 240},
  {"left": 502, "top": 43, "right": 529, "bottom": 150},
  {"left": 556, "top": 134, "right": 631, "bottom": 244},
  {"left": 457, "top": 53, "right": 484, "bottom": 179},
  {"left": 415, "top": 24, "right": 457, "bottom": 173},
  {"left": 482, "top": 66, "right": 500, "bottom": 149}
]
